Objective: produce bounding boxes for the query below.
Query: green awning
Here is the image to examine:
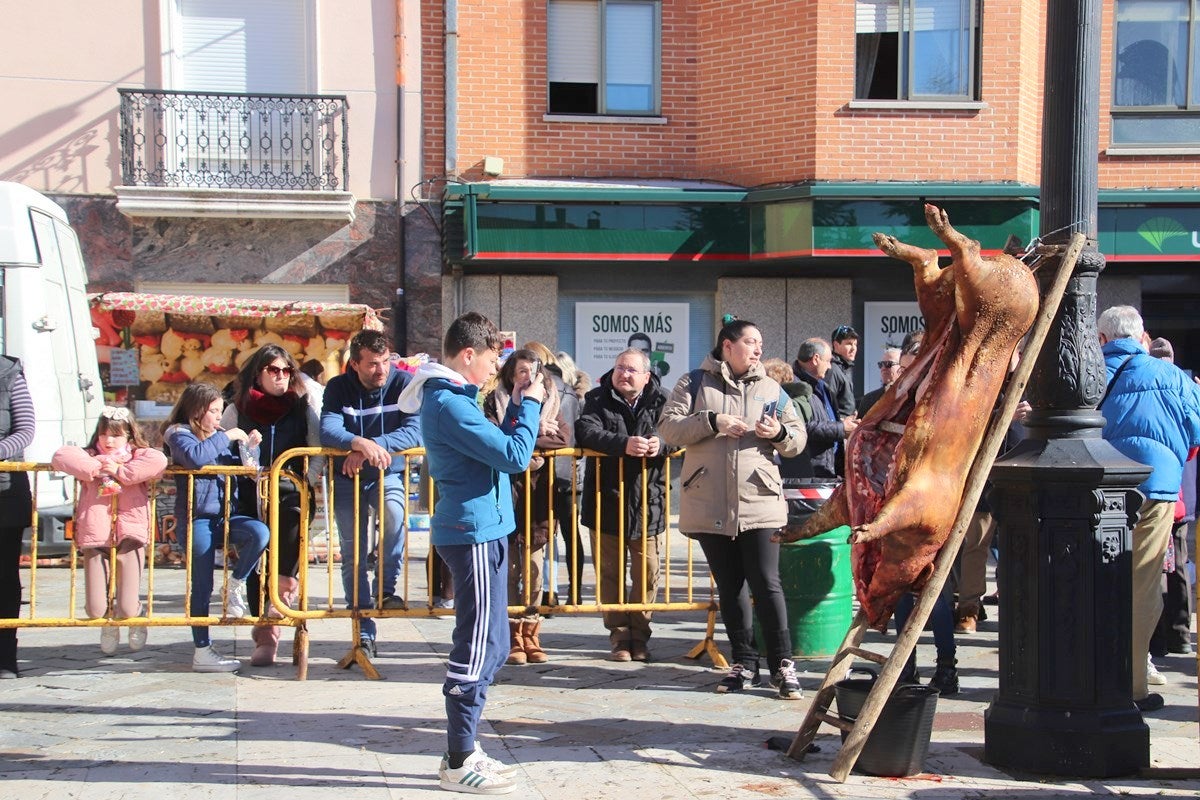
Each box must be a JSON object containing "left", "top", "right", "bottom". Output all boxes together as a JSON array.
[{"left": 442, "top": 182, "right": 1200, "bottom": 264}]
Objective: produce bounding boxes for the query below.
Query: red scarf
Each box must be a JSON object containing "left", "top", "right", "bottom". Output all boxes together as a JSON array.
[{"left": 243, "top": 387, "right": 297, "bottom": 426}]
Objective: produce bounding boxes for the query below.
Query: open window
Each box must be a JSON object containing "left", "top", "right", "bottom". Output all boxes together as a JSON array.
[{"left": 855, "top": 0, "right": 981, "bottom": 101}]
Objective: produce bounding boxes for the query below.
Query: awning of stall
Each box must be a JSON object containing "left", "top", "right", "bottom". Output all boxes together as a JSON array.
[{"left": 88, "top": 292, "right": 384, "bottom": 330}]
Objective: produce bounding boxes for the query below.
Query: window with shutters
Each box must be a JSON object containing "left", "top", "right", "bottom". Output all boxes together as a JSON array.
[
  {"left": 163, "top": 0, "right": 320, "bottom": 183},
  {"left": 547, "top": 0, "right": 660, "bottom": 116},
  {"left": 1112, "top": 0, "right": 1200, "bottom": 147},
  {"left": 854, "top": 0, "right": 980, "bottom": 101}
]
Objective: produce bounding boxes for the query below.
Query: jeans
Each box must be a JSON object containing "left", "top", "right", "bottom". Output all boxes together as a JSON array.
[
  {"left": 332, "top": 474, "right": 406, "bottom": 640},
  {"left": 894, "top": 588, "right": 956, "bottom": 662},
  {"left": 185, "top": 514, "right": 270, "bottom": 647}
]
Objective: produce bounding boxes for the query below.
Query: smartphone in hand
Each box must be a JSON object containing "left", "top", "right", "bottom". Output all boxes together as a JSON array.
[{"left": 760, "top": 400, "right": 778, "bottom": 421}]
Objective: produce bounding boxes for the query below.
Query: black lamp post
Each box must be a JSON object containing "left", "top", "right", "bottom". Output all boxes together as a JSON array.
[{"left": 982, "top": 0, "right": 1152, "bottom": 777}]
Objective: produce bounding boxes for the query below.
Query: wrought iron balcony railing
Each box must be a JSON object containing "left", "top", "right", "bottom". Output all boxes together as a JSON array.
[{"left": 118, "top": 88, "right": 349, "bottom": 192}]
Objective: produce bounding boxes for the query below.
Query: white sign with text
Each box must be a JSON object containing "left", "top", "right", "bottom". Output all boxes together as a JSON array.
[
  {"left": 861, "top": 301, "right": 925, "bottom": 394},
  {"left": 574, "top": 302, "right": 689, "bottom": 386}
]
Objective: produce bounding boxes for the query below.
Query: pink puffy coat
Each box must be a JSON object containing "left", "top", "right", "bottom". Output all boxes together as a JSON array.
[{"left": 51, "top": 446, "right": 168, "bottom": 549}]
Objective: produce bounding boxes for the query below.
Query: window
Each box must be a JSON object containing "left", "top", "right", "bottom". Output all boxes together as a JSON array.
[
  {"left": 855, "top": 0, "right": 980, "bottom": 101},
  {"left": 1112, "top": 0, "right": 1200, "bottom": 146},
  {"left": 548, "top": 0, "right": 660, "bottom": 115}
]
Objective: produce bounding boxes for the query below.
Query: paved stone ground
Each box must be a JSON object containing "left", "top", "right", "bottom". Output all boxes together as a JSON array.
[{"left": 2, "top": 566, "right": 1198, "bottom": 799}]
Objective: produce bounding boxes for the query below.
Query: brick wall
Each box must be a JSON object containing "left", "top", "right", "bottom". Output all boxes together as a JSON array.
[{"left": 421, "top": 0, "right": 1198, "bottom": 191}]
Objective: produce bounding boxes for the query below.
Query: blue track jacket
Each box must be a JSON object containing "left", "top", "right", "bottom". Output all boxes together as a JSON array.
[{"left": 397, "top": 362, "right": 540, "bottom": 546}]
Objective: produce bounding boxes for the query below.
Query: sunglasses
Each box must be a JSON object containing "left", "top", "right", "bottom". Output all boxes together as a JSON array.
[
  {"left": 263, "top": 365, "right": 293, "bottom": 378},
  {"left": 878, "top": 360, "right": 900, "bottom": 369}
]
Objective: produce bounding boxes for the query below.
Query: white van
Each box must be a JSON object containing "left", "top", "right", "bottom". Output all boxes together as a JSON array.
[{"left": 0, "top": 182, "right": 104, "bottom": 552}]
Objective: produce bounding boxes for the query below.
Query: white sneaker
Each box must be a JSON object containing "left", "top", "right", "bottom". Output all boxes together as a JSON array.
[
  {"left": 100, "top": 626, "right": 119, "bottom": 655},
  {"left": 225, "top": 577, "right": 251, "bottom": 618},
  {"left": 1147, "top": 655, "right": 1167, "bottom": 686},
  {"left": 438, "top": 754, "right": 516, "bottom": 794},
  {"left": 192, "top": 645, "right": 240, "bottom": 673},
  {"left": 439, "top": 743, "right": 519, "bottom": 779},
  {"left": 128, "top": 626, "right": 148, "bottom": 651}
]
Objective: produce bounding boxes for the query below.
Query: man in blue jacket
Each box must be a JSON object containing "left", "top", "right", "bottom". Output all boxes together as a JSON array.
[
  {"left": 1098, "top": 305, "right": 1200, "bottom": 713},
  {"left": 320, "top": 330, "right": 422, "bottom": 655},
  {"left": 398, "top": 312, "right": 543, "bottom": 795}
]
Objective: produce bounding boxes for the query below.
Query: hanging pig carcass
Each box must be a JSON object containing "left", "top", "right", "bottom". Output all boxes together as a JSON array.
[{"left": 778, "top": 204, "right": 1038, "bottom": 631}]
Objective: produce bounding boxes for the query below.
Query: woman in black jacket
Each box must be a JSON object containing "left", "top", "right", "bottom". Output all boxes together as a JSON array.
[{"left": 221, "top": 344, "right": 322, "bottom": 667}]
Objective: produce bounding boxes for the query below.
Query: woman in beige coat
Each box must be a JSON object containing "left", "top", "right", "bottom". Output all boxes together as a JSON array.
[{"left": 658, "top": 319, "right": 806, "bottom": 698}]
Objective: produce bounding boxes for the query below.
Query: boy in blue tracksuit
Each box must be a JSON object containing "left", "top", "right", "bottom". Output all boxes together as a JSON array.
[
  {"left": 398, "top": 312, "right": 543, "bottom": 795},
  {"left": 320, "top": 330, "right": 422, "bottom": 653}
]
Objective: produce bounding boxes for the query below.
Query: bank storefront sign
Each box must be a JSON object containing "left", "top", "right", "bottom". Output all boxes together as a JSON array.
[{"left": 1100, "top": 206, "right": 1200, "bottom": 261}]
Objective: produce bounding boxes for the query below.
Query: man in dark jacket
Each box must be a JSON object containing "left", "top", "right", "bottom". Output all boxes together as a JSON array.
[
  {"left": 826, "top": 324, "right": 859, "bottom": 420},
  {"left": 320, "top": 330, "right": 422, "bottom": 654},
  {"left": 575, "top": 348, "right": 671, "bottom": 662},
  {"left": 789, "top": 338, "right": 858, "bottom": 480}
]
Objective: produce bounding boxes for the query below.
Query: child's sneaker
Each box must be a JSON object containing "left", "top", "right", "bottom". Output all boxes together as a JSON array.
[
  {"left": 438, "top": 753, "right": 516, "bottom": 794},
  {"left": 771, "top": 658, "right": 803, "bottom": 700},
  {"left": 192, "top": 645, "right": 240, "bottom": 673},
  {"left": 716, "top": 663, "right": 761, "bottom": 693},
  {"left": 100, "top": 626, "right": 119, "bottom": 655},
  {"left": 128, "top": 626, "right": 148, "bottom": 651}
]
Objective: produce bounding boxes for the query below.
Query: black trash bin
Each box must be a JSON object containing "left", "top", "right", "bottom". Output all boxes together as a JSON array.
[{"left": 834, "top": 669, "right": 939, "bottom": 777}]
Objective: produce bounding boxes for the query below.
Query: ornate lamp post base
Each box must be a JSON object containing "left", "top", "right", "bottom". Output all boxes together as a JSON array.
[{"left": 983, "top": 431, "right": 1150, "bottom": 777}]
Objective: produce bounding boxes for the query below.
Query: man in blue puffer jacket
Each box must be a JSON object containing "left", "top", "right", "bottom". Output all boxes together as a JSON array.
[
  {"left": 398, "top": 311, "right": 544, "bottom": 795},
  {"left": 1097, "top": 305, "right": 1200, "bottom": 713},
  {"left": 320, "top": 330, "right": 422, "bottom": 654}
]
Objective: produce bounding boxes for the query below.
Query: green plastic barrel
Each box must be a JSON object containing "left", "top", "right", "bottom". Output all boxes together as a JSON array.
[{"left": 756, "top": 524, "right": 854, "bottom": 658}]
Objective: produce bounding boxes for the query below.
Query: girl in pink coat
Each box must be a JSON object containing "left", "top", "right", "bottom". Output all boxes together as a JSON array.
[{"left": 52, "top": 407, "right": 167, "bottom": 655}]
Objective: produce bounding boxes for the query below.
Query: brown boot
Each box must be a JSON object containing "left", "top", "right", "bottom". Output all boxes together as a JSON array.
[
  {"left": 251, "top": 624, "right": 281, "bottom": 666},
  {"left": 506, "top": 619, "right": 527, "bottom": 666},
  {"left": 954, "top": 601, "right": 979, "bottom": 634},
  {"left": 523, "top": 618, "right": 549, "bottom": 664}
]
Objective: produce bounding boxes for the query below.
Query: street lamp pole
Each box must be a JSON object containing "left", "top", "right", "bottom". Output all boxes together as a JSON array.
[{"left": 982, "top": 0, "right": 1153, "bottom": 777}]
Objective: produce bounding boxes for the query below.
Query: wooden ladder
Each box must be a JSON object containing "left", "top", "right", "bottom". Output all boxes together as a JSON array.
[{"left": 786, "top": 233, "right": 1083, "bottom": 782}]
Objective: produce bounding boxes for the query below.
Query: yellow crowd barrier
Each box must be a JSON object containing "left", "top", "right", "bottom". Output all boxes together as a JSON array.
[{"left": 1, "top": 446, "right": 726, "bottom": 681}]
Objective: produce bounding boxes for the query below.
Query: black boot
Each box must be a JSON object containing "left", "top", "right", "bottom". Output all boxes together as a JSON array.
[
  {"left": 930, "top": 656, "right": 959, "bottom": 695},
  {"left": 898, "top": 652, "right": 920, "bottom": 684}
]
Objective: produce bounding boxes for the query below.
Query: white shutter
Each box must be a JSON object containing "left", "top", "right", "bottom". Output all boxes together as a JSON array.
[
  {"left": 856, "top": 0, "right": 901, "bottom": 34},
  {"left": 549, "top": 0, "right": 600, "bottom": 84},
  {"left": 178, "top": 0, "right": 310, "bottom": 94}
]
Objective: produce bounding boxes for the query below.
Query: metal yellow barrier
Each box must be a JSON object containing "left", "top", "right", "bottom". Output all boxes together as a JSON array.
[{"left": 2, "top": 446, "right": 727, "bottom": 682}]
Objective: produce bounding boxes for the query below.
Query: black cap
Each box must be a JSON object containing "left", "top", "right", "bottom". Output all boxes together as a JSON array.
[{"left": 832, "top": 324, "right": 859, "bottom": 342}]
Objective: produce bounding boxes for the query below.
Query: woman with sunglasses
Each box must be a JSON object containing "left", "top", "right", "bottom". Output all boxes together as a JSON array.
[{"left": 221, "top": 344, "right": 322, "bottom": 666}]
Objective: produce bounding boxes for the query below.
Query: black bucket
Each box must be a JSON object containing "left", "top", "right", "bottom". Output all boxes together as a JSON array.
[{"left": 834, "top": 669, "right": 939, "bottom": 777}]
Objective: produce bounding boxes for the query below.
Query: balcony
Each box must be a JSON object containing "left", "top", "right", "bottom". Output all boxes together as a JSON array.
[{"left": 115, "top": 88, "right": 355, "bottom": 221}]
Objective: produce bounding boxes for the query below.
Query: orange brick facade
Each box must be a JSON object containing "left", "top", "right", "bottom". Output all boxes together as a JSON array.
[{"left": 421, "top": 0, "right": 1199, "bottom": 190}]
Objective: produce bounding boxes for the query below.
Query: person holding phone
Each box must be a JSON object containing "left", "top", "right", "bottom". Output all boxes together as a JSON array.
[
  {"left": 658, "top": 319, "right": 807, "bottom": 699},
  {"left": 481, "top": 348, "right": 568, "bottom": 666}
]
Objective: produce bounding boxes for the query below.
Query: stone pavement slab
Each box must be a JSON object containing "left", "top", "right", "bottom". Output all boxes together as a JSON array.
[{"left": 1, "top": 567, "right": 1198, "bottom": 798}]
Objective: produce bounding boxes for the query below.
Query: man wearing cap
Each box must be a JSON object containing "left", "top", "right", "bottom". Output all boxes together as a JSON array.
[
  {"left": 1097, "top": 306, "right": 1200, "bottom": 713},
  {"left": 826, "top": 325, "right": 859, "bottom": 420}
]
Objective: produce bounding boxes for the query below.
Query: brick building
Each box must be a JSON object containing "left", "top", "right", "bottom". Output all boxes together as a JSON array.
[
  {"left": 2, "top": 1, "right": 1197, "bottom": 391},
  {"left": 422, "top": 0, "right": 1200, "bottom": 389}
]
